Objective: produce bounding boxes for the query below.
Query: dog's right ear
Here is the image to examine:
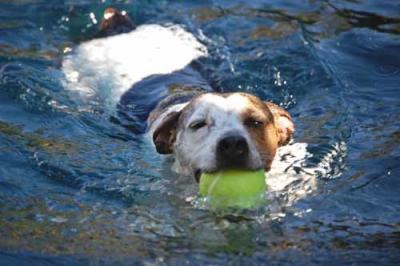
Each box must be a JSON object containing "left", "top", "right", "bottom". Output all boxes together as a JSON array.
[{"left": 152, "top": 111, "right": 181, "bottom": 154}]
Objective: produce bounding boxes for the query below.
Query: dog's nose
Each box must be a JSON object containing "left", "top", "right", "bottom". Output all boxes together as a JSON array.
[{"left": 217, "top": 135, "right": 249, "bottom": 162}]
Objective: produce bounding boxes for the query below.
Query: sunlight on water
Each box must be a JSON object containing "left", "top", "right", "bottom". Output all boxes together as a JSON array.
[{"left": 0, "top": 0, "right": 399, "bottom": 264}]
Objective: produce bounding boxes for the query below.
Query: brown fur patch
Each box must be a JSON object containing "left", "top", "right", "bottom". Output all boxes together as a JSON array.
[
  {"left": 152, "top": 111, "right": 180, "bottom": 154},
  {"left": 265, "top": 101, "right": 295, "bottom": 146},
  {"left": 239, "top": 94, "right": 280, "bottom": 171}
]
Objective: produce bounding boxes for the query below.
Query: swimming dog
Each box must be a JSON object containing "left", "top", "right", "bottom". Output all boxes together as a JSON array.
[{"left": 62, "top": 8, "right": 320, "bottom": 199}]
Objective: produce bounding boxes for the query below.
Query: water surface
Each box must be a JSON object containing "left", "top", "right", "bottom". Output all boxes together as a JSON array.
[{"left": 0, "top": 0, "right": 399, "bottom": 264}]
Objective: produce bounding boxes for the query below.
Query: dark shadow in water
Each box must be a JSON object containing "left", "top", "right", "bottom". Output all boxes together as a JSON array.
[{"left": 326, "top": 1, "right": 400, "bottom": 35}]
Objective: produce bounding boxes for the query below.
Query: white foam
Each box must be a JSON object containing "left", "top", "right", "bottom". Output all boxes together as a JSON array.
[
  {"left": 62, "top": 24, "right": 208, "bottom": 105},
  {"left": 268, "top": 141, "right": 347, "bottom": 206},
  {"left": 269, "top": 143, "right": 312, "bottom": 192}
]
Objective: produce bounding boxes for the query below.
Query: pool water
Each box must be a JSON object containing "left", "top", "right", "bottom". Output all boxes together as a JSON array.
[{"left": 1, "top": 0, "right": 399, "bottom": 264}]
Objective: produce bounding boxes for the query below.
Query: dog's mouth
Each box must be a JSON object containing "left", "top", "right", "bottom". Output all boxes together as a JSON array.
[{"left": 193, "top": 166, "right": 263, "bottom": 183}]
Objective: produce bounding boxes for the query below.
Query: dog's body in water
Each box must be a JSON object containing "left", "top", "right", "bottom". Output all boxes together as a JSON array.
[{"left": 62, "top": 8, "right": 319, "bottom": 205}]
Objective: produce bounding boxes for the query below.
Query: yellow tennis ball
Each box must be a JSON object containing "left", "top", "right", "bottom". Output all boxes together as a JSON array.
[{"left": 199, "top": 169, "right": 266, "bottom": 209}]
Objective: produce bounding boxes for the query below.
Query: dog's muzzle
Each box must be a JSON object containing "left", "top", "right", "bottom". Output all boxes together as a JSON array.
[{"left": 216, "top": 133, "right": 249, "bottom": 169}]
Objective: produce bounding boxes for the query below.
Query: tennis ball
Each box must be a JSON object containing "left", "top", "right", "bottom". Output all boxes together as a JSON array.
[{"left": 199, "top": 169, "right": 266, "bottom": 209}]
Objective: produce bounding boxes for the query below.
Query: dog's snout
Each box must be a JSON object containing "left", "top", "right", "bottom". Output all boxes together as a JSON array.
[{"left": 217, "top": 135, "right": 249, "bottom": 161}]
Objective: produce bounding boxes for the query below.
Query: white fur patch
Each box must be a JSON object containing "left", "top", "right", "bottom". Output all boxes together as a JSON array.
[{"left": 62, "top": 24, "right": 208, "bottom": 105}]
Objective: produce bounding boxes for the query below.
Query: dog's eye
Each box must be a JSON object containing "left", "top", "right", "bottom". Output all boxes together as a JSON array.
[
  {"left": 245, "top": 118, "right": 264, "bottom": 128},
  {"left": 189, "top": 120, "right": 207, "bottom": 130}
]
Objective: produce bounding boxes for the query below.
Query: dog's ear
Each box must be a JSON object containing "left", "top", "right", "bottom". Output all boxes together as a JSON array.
[
  {"left": 265, "top": 102, "right": 295, "bottom": 146},
  {"left": 152, "top": 111, "right": 181, "bottom": 154}
]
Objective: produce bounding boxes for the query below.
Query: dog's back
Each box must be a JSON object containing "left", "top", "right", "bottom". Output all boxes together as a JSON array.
[{"left": 62, "top": 22, "right": 208, "bottom": 108}]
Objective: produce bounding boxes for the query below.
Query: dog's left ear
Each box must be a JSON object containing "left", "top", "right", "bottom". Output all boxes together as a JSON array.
[
  {"left": 152, "top": 111, "right": 181, "bottom": 154},
  {"left": 265, "top": 102, "right": 295, "bottom": 146}
]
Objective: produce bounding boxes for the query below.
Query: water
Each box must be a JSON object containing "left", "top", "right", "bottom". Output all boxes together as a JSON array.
[{"left": 0, "top": 0, "right": 399, "bottom": 264}]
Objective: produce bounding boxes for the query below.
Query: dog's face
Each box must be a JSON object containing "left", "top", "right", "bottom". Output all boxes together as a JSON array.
[{"left": 152, "top": 92, "right": 294, "bottom": 179}]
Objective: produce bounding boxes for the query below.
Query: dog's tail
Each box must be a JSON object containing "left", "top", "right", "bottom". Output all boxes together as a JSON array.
[{"left": 96, "top": 7, "right": 135, "bottom": 38}]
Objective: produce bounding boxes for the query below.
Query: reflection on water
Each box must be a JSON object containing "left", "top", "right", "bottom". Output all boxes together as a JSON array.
[{"left": 0, "top": 0, "right": 399, "bottom": 264}]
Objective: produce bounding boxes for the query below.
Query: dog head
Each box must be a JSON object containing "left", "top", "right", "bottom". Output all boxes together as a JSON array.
[{"left": 151, "top": 92, "right": 294, "bottom": 180}]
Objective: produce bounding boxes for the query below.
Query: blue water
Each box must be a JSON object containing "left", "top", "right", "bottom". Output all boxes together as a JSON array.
[{"left": 1, "top": 0, "right": 400, "bottom": 264}]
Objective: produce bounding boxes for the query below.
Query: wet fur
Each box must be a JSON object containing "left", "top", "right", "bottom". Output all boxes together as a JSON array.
[{"left": 150, "top": 93, "right": 294, "bottom": 177}]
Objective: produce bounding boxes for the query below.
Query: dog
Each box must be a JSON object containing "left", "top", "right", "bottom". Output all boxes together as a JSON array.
[
  {"left": 148, "top": 92, "right": 294, "bottom": 181},
  {"left": 62, "top": 8, "right": 322, "bottom": 204}
]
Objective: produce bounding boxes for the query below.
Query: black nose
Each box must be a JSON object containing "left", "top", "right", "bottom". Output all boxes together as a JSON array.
[{"left": 217, "top": 135, "right": 249, "bottom": 165}]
